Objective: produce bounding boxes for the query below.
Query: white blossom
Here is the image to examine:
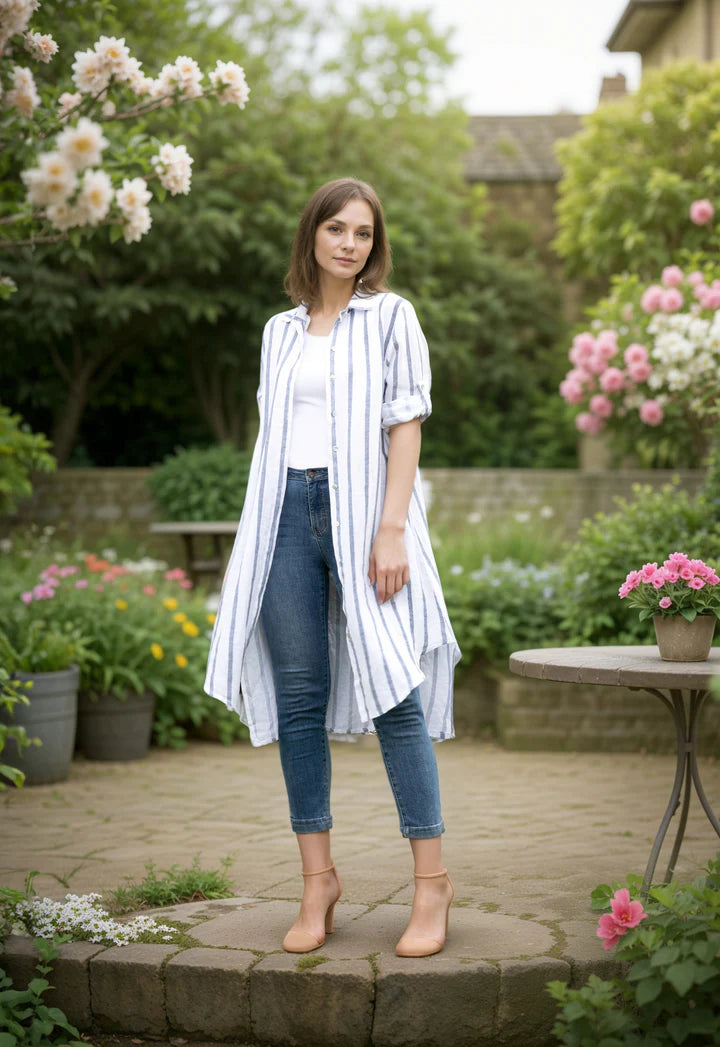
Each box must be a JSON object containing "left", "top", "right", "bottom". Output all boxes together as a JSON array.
[
  {"left": 78, "top": 168, "right": 113, "bottom": 224},
  {"left": 56, "top": 116, "right": 109, "bottom": 170},
  {"left": 57, "top": 90, "right": 82, "bottom": 119},
  {"left": 3, "top": 63, "right": 40, "bottom": 116},
  {"left": 122, "top": 203, "right": 152, "bottom": 243},
  {"left": 0, "top": 0, "right": 40, "bottom": 51},
  {"left": 21, "top": 149, "right": 76, "bottom": 205},
  {"left": 23, "top": 28, "right": 56, "bottom": 61},
  {"left": 8, "top": 892, "right": 177, "bottom": 947},
  {"left": 209, "top": 60, "right": 250, "bottom": 107},
  {"left": 154, "top": 55, "right": 203, "bottom": 100},
  {"left": 93, "top": 34, "right": 131, "bottom": 78},
  {"left": 116, "top": 175, "right": 152, "bottom": 217},
  {"left": 151, "top": 142, "right": 193, "bottom": 195},
  {"left": 71, "top": 47, "right": 111, "bottom": 93}
]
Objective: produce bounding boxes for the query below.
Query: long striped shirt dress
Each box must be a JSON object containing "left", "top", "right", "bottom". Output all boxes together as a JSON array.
[{"left": 203, "top": 290, "right": 461, "bottom": 746}]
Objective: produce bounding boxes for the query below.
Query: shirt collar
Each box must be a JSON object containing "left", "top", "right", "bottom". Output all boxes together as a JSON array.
[{"left": 281, "top": 291, "right": 380, "bottom": 324}]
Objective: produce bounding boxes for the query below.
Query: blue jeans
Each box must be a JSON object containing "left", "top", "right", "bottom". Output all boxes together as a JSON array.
[{"left": 259, "top": 467, "right": 444, "bottom": 839}]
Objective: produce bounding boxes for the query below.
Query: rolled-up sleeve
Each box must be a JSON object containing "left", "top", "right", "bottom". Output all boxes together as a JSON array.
[{"left": 381, "top": 299, "right": 432, "bottom": 430}]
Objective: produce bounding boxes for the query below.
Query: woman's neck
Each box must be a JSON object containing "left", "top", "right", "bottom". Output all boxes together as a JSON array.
[{"left": 311, "top": 274, "right": 356, "bottom": 319}]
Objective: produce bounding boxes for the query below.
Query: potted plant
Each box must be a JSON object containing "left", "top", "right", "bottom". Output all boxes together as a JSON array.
[
  {"left": 618, "top": 552, "right": 720, "bottom": 660},
  {"left": 0, "top": 620, "right": 89, "bottom": 784}
]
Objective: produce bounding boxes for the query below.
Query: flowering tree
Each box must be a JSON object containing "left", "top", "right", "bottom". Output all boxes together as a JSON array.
[{"left": 0, "top": 0, "right": 249, "bottom": 294}]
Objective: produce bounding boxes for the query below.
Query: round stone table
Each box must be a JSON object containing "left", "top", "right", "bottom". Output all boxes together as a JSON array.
[{"left": 508, "top": 646, "right": 720, "bottom": 890}]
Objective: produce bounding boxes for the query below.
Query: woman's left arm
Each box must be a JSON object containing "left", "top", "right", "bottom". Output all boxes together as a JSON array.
[{"left": 368, "top": 418, "right": 421, "bottom": 604}]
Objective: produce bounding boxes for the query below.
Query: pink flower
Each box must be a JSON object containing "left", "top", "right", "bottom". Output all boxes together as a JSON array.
[
  {"left": 20, "top": 591, "right": 33, "bottom": 604},
  {"left": 595, "top": 330, "right": 618, "bottom": 360},
  {"left": 32, "top": 583, "right": 56, "bottom": 600},
  {"left": 587, "top": 352, "right": 609, "bottom": 376},
  {"left": 639, "top": 399, "right": 663, "bottom": 426},
  {"left": 640, "top": 562, "right": 658, "bottom": 582},
  {"left": 690, "top": 199, "right": 714, "bottom": 225},
  {"left": 143, "top": 584, "right": 157, "bottom": 595},
  {"left": 179, "top": 579, "right": 193, "bottom": 589},
  {"left": 560, "top": 378, "right": 584, "bottom": 404},
  {"left": 575, "top": 412, "right": 603, "bottom": 435},
  {"left": 59, "top": 565, "right": 78, "bottom": 577},
  {"left": 659, "top": 596, "right": 672, "bottom": 609},
  {"left": 651, "top": 571, "right": 666, "bottom": 589},
  {"left": 699, "top": 287, "right": 720, "bottom": 309},
  {"left": 572, "top": 332, "right": 595, "bottom": 357},
  {"left": 641, "top": 285, "right": 664, "bottom": 313},
  {"left": 75, "top": 579, "right": 89, "bottom": 589},
  {"left": 688, "top": 577, "right": 705, "bottom": 589},
  {"left": 680, "top": 566, "right": 694, "bottom": 581},
  {"left": 661, "top": 265, "right": 684, "bottom": 287},
  {"left": 628, "top": 361, "right": 653, "bottom": 383},
  {"left": 610, "top": 888, "right": 649, "bottom": 930},
  {"left": 660, "top": 288, "right": 683, "bottom": 312},
  {"left": 668, "top": 552, "right": 690, "bottom": 566},
  {"left": 624, "top": 343, "right": 648, "bottom": 366},
  {"left": 688, "top": 271, "right": 705, "bottom": 286},
  {"left": 590, "top": 394, "right": 613, "bottom": 418},
  {"left": 597, "top": 912, "right": 627, "bottom": 951},
  {"left": 707, "top": 572, "right": 720, "bottom": 585},
  {"left": 662, "top": 567, "right": 679, "bottom": 583},
  {"left": 600, "top": 367, "right": 625, "bottom": 393},
  {"left": 165, "top": 567, "right": 187, "bottom": 580}
]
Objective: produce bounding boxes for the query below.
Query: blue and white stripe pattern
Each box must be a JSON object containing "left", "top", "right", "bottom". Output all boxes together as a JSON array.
[{"left": 204, "top": 291, "right": 461, "bottom": 746}]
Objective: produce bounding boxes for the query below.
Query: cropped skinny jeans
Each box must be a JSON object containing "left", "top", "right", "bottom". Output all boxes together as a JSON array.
[{"left": 259, "top": 467, "right": 444, "bottom": 839}]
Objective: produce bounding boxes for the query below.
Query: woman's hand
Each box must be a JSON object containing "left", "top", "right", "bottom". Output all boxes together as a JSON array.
[{"left": 368, "top": 523, "right": 410, "bottom": 604}]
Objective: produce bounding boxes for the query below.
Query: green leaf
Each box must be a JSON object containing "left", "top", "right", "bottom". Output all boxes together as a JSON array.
[
  {"left": 649, "top": 943, "right": 680, "bottom": 967},
  {"left": 635, "top": 977, "right": 662, "bottom": 1005},
  {"left": 664, "top": 960, "right": 699, "bottom": 996},
  {"left": 667, "top": 1016, "right": 690, "bottom": 1045},
  {"left": 680, "top": 607, "right": 697, "bottom": 622},
  {"left": 109, "top": 223, "right": 124, "bottom": 244}
]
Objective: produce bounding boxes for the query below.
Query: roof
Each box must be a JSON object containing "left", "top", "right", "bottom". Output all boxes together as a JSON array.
[
  {"left": 465, "top": 113, "right": 584, "bottom": 183},
  {"left": 606, "top": 0, "right": 683, "bottom": 52}
]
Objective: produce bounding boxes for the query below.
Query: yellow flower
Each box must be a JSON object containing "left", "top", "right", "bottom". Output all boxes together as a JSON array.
[
  {"left": 173, "top": 611, "right": 188, "bottom": 623},
  {"left": 182, "top": 620, "right": 199, "bottom": 637},
  {"left": 206, "top": 613, "right": 216, "bottom": 624},
  {"left": 115, "top": 599, "right": 128, "bottom": 610},
  {"left": 151, "top": 643, "right": 164, "bottom": 660},
  {"left": 163, "top": 597, "right": 178, "bottom": 610},
  {"left": 175, "top": 653, "right": 188, "bottom": 668}
]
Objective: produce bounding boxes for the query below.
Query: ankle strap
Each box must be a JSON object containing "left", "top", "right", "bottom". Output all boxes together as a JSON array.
[
  {"left": 414, "top": 868, "right": 448, "bottom": 879},
  {"left": 302, "top": 863, "right": 335, "bottom": 877}
]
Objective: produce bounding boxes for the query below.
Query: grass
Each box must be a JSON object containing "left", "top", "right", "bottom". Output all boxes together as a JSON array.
[
  {"left": 430, "top": 510, "right": 569, "bottom": 576},
  {"left": 105, "top": 855, "right": 236, "bottom": 915}
]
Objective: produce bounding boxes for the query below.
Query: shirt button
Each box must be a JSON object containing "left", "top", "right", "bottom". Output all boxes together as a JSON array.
[
  {"left": 333, "top": 445, "right": 339, "bottom": 451},
  {"left": 333, "top": 483, "right": 338, "bottom": 489},
  {"left": 330, "top": 346, "right": 335, "bottom": 352},
  {"left": 330, "top": 374, "right": 335, "bottom": 380},
  {"left": 331, "top": 411, "right": 336, "bottom": 417}
]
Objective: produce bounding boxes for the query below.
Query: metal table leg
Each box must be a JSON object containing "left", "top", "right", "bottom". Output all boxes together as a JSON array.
[{"left": 638, "top": 686, "right": 720, "bottom": 893}]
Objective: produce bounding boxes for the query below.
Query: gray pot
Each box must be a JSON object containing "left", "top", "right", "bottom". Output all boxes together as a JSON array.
[
  {"left": 0, "top": 665, "right": 80, "bottom": 785},
  {"left": 653, "top": 613, "right": 717, "bottom": 661},
  {"left": 76, "top": 689, "right": 156, "bottom": 760}
]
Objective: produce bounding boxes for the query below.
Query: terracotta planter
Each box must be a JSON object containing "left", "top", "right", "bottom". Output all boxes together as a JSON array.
[
  {"left": 652, "top": 614, "right": 717, "bottom": 662},
  {"left": 76, "top": 689, "right": 156, "bottom": 760},
  {"left": 0, "top": 665, "right": 79, "bottom": 785}
]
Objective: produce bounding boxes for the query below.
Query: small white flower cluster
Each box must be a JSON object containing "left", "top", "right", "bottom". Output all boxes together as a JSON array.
[
  {"left": 646, "top": 311, "right": 720, "bottom": 414},
  {"left": 23, "top": 27, "right": 55, "bottom": 61},
  {"left": 0, "top": 0, "right": 40, "bottom": 52},
  {"left": 116, "top": 174, "right": 152, "bottom": 242},
  {"left": 2, "top": 61, "right": 40, "bottom": 115},
  {"left": 11, "top": 892, "right": 177, "bottom": 946},
  {"left": 121, "top": 555, "right": 170, "bottom": 573},
  {"left": 151, "top": 142, "right": 194, "bottom": 196},
  {"left": 209, "top": 59, "right": 250, "bottom": 108}
]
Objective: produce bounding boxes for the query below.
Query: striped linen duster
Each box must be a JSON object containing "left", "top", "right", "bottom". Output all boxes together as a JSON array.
[{"left": 204, "top": 290, "right": 461, "bottom": 747}]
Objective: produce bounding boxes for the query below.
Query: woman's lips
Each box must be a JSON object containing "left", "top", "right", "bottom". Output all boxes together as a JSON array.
[{"left": 335, "top": 258, "right": 356, "bottom": 265}]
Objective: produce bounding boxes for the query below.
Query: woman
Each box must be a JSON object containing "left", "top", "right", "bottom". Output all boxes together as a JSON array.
[{"left": 204, "top": 177, "right": 461, "bottom": 958}]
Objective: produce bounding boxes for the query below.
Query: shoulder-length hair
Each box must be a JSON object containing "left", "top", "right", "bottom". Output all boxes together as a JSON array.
[{"left": 284, "top": 177, "right": 392, "bottom": 308}]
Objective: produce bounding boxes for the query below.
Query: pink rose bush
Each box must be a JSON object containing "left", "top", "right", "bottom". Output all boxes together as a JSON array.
[
  {"left": 596, "top": 888, "right": 648, "bottom": 951},
  {"left": 619, "top": 552, "right": 720, "bottom": 622}
]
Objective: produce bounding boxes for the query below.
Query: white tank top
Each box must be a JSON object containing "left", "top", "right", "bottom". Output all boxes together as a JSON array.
[{"left": 288, "top": 331, "right": 331, "bottom": 468}]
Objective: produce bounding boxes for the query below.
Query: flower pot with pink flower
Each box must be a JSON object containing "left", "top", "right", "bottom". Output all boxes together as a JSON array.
[{"left": 619, "top": 553, "right": 720, "bottom": 660}]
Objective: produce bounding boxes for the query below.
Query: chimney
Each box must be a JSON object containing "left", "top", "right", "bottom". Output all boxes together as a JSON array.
[{"left": 598, "top": 73, "right": 627, "bottom": 105}]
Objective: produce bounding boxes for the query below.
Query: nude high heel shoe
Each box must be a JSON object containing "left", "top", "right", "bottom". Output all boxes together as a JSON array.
[
  {"left": 282, "top": 863, "right": 342, "bottom": 954},
  {"left": 395, "top": 868, "right": 454, "bottom": 958}
]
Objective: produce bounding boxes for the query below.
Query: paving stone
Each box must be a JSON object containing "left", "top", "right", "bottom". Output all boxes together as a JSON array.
[
  {"left": 372, "top": 955, "right": 498, "bottom": 1047},
  {"left": 0, "top": 934, "right": 106, "bottom": 1029},
  {"left": 250, "top": 954, "right": 374, "bottom": 1047},
  {"left": 496, "top": 958, "right": 571, "bottom": 1047},
  {"left": 189, "top": 898, "right": 368, "bottom": 951},
  {"left": 165, "top": 947, "right": 255, "bottom": 1039},
  {"left": 90, "top": 943, "right": 180, "bottom": 1034}
]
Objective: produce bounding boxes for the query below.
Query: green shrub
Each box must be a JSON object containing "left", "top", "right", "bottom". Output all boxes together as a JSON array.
[
  {"left": 548, "top": 855, "right": 720, "bottom": 1046},
  {"left": 558, "top": 481, "right": 720, "bottom": 645},
  {"left": 0, "top": 404, "right": 56, "bottom": 517},
  {"left": 146, "top": 443, "right": 252, "bottom": 521}
]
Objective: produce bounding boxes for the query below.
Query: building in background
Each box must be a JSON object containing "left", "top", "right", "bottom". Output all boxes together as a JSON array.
[{"left": 607, "top": 0, "right": 720, "bottom": 69}]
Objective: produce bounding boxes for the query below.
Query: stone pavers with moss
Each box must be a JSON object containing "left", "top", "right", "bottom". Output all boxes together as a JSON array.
[{"left": 2, "top": 737, "right": 719, "bottom": 1045}]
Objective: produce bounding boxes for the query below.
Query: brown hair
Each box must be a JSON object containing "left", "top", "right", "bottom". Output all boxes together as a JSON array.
[{"left": 284, "top": 177, "right": 392, "bottom": 308}]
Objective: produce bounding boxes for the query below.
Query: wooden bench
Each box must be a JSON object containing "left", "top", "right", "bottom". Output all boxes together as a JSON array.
[{"left": 148, "top": 521, "right": 238, "bottom": 588}]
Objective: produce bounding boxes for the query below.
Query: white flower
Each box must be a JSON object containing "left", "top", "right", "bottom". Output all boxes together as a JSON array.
[
  {"left": 21, "top": 150, "right": 77, "bottom": 205},
  {"left": 71, "top": 48, "right": 111, "bottom": 93},
  {"left": 56, "top": 116, "right": 109, "bottom": 170},
  {"left": 0, "top": 0, "right": 39, "bottom": 49},
  {"left": 23, "top": 29, "right": 57, "bottom": 62},
  {"left": 46, "top": 200, "right": 85, "bottom": 231},
  {"left": 116, "top": 176, "right": 152, "bottom": 217},
  {"left": 57, "top": 90, "right": 82, "bottom": 119},
  {"left": 4, "top": 63, "right": 40, "bottom": 117},
  {"left": 514, "top": 511, "right": 531, "bottom": 523},
  {"left": 151, "top": 142, "right": 193, "bottom": 195},
  {"left": 101, "top": 99, "right": 116, "bottom": 117},
  {"left": 449, "top": 564, "right": 464, "bottom": 575},
  {"left": 93, "top": 34, "right": 131, "bottom": 78},
  {"left": 539, "top": 505, "right": 554, "bottom": 519},
  {"left": 122, "top": 204, "right": 152, "bottom": 243},
  {"left": 173, "top": 54, "right": 203, "bottom": 98},
  {"left": 124, "top": 55, "right": 153, "bottom": 95},
  {"left": 78, "top": 168, "right": 113, "bottom": 224},
  {"left": 209, "top": 60, "right": 250, "bottom": 107}
]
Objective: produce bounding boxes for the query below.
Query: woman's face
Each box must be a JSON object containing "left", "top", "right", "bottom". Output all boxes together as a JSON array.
[{"left": 313, "top": 198, "right": 374, "bottom": 285}]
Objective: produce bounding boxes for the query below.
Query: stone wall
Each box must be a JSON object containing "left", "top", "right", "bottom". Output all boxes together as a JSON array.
[{"left": 1, "top": 467, "right": 706, "bottom": 549}]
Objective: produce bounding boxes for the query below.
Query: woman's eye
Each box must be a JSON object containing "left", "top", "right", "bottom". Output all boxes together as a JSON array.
[
  {"left": 328, "top": 225, "right": 340, "bottom": 232},
  {"left": 358, "top": 231, "right": 372, "bottom": 239}
]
